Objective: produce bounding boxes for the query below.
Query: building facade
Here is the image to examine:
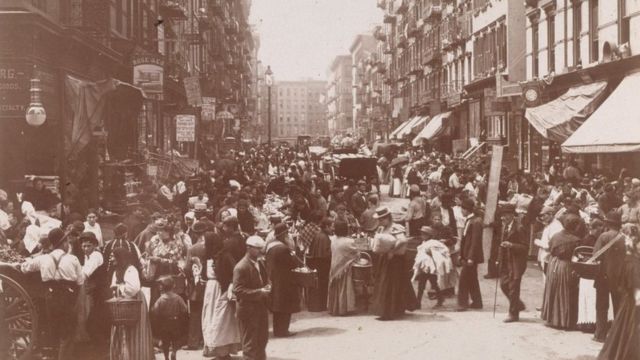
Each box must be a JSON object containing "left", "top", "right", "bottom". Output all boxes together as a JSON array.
[
  {"left": 326, "top": 55, "right": 353, "bottom": 136},
  {"left": 520, "top": 0, "right": 640, "bottom": 173},
  {"left": 273, "top": 79, "right": 327, "bottom": 143},
  {"left": 349, "top": 34, "right": 378, "bottom": 141},
  {"left": 0, "top": 0, "right": 257, "bottom": 208}
]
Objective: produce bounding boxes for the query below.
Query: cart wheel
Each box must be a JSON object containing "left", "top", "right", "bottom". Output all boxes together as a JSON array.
[{"left": 0, "top": 274, "right": 37, "bottom": 360}]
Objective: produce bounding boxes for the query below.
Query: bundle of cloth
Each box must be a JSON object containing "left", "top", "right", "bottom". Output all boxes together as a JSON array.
[{"left": 412, "top": 239, "right": 457, "bottom": 290}]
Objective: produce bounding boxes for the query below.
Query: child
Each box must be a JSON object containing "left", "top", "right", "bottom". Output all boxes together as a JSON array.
[{"left": 150, "top": 276, "right": 189, "bottom": 360}]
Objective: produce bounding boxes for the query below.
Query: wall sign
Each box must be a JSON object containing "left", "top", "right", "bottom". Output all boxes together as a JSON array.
[
  {"left": 133, "top": 53, "right": 164, "bottom": 100},
  {"left": 176, "top": 114, "right": 196, "bottom": 142}
]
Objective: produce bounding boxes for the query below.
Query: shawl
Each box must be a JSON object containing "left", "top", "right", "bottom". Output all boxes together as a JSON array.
[{"left": 329, "top": 236, "right": 358, "bottom": 281}]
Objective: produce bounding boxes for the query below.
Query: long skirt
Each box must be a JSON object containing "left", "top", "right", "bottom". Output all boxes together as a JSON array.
[
  {"left": 392, "top": 178, "right": 402, "bottom": 197},
  {"left": 541, "top": 256, "right": 579, "bottom": 329},
  {"left": 371, "top": 254, "right": 418, "bottom": 319},
  {"left": 110, "top": 292, "right": 154, "bottom": 360},
  {"left": 327, "top": 268, "right": 357, "bottom": 316},
  {"left": 577, "top": 278, "right": 596, "bottom": 327},
  {"left": 306, "top": 257, "right": 330, "bottom": 312},
  {"left": 201, "top": 279, "right": 241, "bottom": 358},
  {"left": 598, "top": 293, "right": 640, "bottom": 359}
]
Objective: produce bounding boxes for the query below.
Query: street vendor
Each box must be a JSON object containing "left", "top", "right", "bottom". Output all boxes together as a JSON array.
[{"left": 19, "top": 228, "right": 84, "bottom": 359}]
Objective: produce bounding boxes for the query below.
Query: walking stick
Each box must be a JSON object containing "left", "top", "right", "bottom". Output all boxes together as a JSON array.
[{"left": 492, "top": 244, "right": 503, "bottom": 319}]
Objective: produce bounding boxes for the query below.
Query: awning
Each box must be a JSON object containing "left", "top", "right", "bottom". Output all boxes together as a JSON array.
[
  {"left": 389, "top": 117, "right": 414, "bottom": 138},
  {"left": 396, "top": 116, "right": 427, "bottom": 138},
  {"left": 562, "top": 72, "right": 640, "bottom": 153},
  {"left": 412, "top": 112, "right": 451, "bottom": 146},
  {"left": 524, "top": 81, "right": 608, "bottom": 143}
]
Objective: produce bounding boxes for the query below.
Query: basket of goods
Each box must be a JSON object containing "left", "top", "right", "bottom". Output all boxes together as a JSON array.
[
  {"left": 352, "top": 252, "right": 373, "bottom": 282},
  {"left": 571, "top": 246, "right": 599, "bottom": 280},
  {"left": 371, "top": 233, "right": 397, "bottom": 254},
  {"left": 0, "top": 245, "right": 25, "bottom": 264},
  {"left": 291, "top": 266, "right": 318, "bottom": 288},
  {"left": 106, "top": 296, "right": 142, "bottom": 326}
]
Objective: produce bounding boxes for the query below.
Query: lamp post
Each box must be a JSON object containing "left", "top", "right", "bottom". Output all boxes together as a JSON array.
[{"left": 265, "top": 65, "right": 273, "bottom": 148}]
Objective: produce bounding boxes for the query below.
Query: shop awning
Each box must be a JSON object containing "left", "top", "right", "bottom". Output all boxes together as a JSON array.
[
  {"left": 396, "top": 116, "right": 428, "bottom": 138},
  {"left": 389, "top": 117, "right": 414, "bottom": 138},
  {"left": 524, "top": 81, "right": 608, "bottom": 143},
  {"left": 412, "top": 112, "right": 451, "bottom": 146},
  {"left": 562, "top": 72, "right": 640, "bottom": 153}
]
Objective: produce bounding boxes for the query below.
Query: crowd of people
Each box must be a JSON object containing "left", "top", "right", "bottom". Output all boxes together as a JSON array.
[{"left": 0, "top": 143, "right": 639, "bottom": 360}]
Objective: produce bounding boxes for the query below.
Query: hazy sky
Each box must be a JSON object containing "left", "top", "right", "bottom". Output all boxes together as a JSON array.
[{"left": 249, "top": 0, "right": 382, "bottom": 81}]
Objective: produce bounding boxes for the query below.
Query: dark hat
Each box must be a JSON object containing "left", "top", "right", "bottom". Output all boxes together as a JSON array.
[
  {"left": 191, "top": 221, "right": 208, "bottom": 234},
  {"left": 357, "top": 180, "right": 366, "bottom": 186},
  {"left": 603, "top": 210, "right": 622, "bottom": 227},
  {"left": 79, "top": 231, "right": 98, "bottom": 245},
  {"left": 372, "top": 206, "right": 391, "bottom": 219},
  {"left": 461, "top": 198, "right": 475, "bottom": 212},
  {"left": 498, "top": 202, "right": 517, "bottom": 215},
  {"left": 114, "top": 223, "right": 128, "bottom": 237},
  {"left": 70, "top": 220, "right": 85, "bottom": 235},
  {"left": 48, "top": 228, "right": 66, "bottom": 248},
  {"left": 274, "top": 223, "right": 288, "bottom": 238}
]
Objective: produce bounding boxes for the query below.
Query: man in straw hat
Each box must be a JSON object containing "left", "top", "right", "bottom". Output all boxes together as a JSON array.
[
  {"left": 20, "top": 227, "right": 84, "bottom": 359},
  {"left": 233, "top": 235, "right": 270, "bottom": 359},
  {"left": 496, "top": 203, "right": 528, "bottom": 322}
]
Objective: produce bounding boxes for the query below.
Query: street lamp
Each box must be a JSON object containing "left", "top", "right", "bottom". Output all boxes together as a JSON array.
[
  {"left": 25, "top": 77, "right": 46, "bottom": 127},
  {"left": 265, "top": 65, "right": 273, "bottom": 148}
]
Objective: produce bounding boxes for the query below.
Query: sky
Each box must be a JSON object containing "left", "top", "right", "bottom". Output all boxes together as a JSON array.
[{"left": 249, "top": 0, "right": 382, "bottom": 81}]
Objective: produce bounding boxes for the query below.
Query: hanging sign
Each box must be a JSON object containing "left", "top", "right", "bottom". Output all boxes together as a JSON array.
[
  {"left": 132, "top": 53, "right": 164, "bottom": 100},
  {"left": 184, "top": 76, "right": 202, "bottom": 106},
  {"left": 201, "top": 97, "right": 216, "bottom": 122},
  {"left": 482, "top": 145, "right": 504, "bottom": 257},
  {"left": 176, "top": 114, "right": 196, "bottom": 142}
]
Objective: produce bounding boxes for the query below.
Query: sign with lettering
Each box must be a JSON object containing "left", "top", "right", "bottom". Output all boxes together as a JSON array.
[
  {"left": 482, "top": 145, "right": 503, "bottom": 258},
  {"left": 176, "top": 114, "right": 196, "bottom": 142},
  {"left": 0, "top": 63, "right": 29, "bottom": 118},
  {"left": 132, "top": 53, "right": 164, "bottom": 100},
  {"left": 184, "top": 76, "right": 202, "bottom": 106},
  {"left": 201, "top": 97, "right": 216, "bottom": 122}
]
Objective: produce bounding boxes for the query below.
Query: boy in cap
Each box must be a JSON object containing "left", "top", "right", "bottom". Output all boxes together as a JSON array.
[
  {"left": 233, "top": 235, "right": 271, "bottom": 360},
  {"left": 151, "top": 276, "right": 189, "bottom": 360}
]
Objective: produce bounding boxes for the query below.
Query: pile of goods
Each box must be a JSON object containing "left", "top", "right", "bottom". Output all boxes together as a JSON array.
[
  {"left": 291, "top": 266, "right": 318, "bottom": 288},
  {"left": 262, "top": 194, "right": 285, "bottom": 217},
  {"left": 0, "top": 244, "right": 25, "bottom": 264}
]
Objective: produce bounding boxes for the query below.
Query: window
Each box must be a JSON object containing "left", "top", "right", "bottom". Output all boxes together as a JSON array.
[
  {"left": 589, "top": 0, "right": 599, "bottom": 62},
  {"left": 497, "top": 24, "right": 507, "bottom": 70},
  {"left": 573, "top": 1, "right": 582, "bottom": 66},
  {"left": 532, "top": 22, "right": 540, "bottom": 77},
  {"left": 488, "top": 115, "right": 508, "bottom": 141},
  {"left": 619, "top": 0, "right": 634, "bottom": 44},
  {"left": 547, "top": 12, "right": 556, "bottom": 72}
]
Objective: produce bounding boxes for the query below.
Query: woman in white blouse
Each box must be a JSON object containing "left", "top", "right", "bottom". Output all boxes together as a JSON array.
[
  {"left": 110, "top": 247, "right": 154, "bottom": 360},
  {"left": 84, "top": 210, "right": 104, "bottom": 247}
]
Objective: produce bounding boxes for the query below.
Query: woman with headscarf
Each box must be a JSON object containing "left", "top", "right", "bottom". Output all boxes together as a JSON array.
[
  {"left": 541, "top": 214, "right": 582, "bottom": 329},
  {"left": 201, "top": 231, "right": 241, "bottom": 358},
  {"left": 598, "top": 223, "right": 640, "bottom": 360},
  {"left": 327, "top": 221, "right": 359, "bottom": 316},
  {"left": 109, "top": 247, "right": 154, "bottom": 360}
]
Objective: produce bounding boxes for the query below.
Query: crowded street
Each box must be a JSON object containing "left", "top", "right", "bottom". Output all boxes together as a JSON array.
[{"left": 2, "top": 1, "right": 640, "bottom": 360}]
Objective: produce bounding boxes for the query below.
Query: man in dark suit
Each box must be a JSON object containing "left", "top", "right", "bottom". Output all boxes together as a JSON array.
[
  {"left": 233, "top": 235, "right": 270, "bottom": 360},
  {"left": 350, "top": 180, "right": 368, "bottom": 219},
  {"left": 593, "top": 211, "right": 626, "bottom": 342},
  {"left": 265, "top": 223, "right": 303, "bottom": 337},
  {"left": 496, "top": 204, "right": 529, "bottom": 322},
  {"left": 456, "top": 198, "right": 484, "bottom": 311},
  {"left": 182, "top": 221, "right": 207, "bottom": 349}
]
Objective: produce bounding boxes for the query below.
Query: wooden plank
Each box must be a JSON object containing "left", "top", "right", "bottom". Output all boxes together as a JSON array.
[{"left": 482, "top": 145, "right": 503, "bottom": 261}]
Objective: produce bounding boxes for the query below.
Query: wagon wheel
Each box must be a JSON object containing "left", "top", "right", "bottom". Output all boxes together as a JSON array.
[{"left": 0, "top": 274, "right": 37, "bottom": 360}]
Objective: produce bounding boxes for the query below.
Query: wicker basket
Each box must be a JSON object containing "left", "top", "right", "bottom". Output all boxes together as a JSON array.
[
  {"left": 571, "top": 246, "right": 600, "bottom": 280},
  {"left": 106, "top": 297, "right": 142, "bottom": 326},
  {"left": 352, "top": 252, "right": 373, "bottom": 282},
  {"left": 291, "top": 267, "right": 318, "bottom": 288}
]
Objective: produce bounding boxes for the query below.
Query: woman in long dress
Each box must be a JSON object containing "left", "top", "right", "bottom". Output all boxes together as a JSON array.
[
  {"left": 109, "top": 247, "right": 154, "bottom": 360},
  {"left": 598, "top": 223, "right": 640, "bottom": 360},
  {"left": 576, "top": 219, "right": 604, "bottom": 332},
  {"left": 541, "top": 214, "right": 581, "bottom": 329},
  {"left": 371, "top": 207, "right": 418, "bottom": 320},
  {"left": 201, "top": 232, "right": 241, "bottom": 358},
  {"left": 144, "top": 224, "right": 186, "bottom": 306},
  {"left": 327, "top": 221, "right": 359, "bottom": 316}
]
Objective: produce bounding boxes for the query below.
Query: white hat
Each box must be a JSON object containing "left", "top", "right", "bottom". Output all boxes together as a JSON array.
[
  {"left": 229, "top": 180, "right": 241, "bottom": 189},
  {"left": 246, "top": 235, "right": 266, "bottom": 248},
  {"left": 184, "top": 211, "right": 195, "bottom": 220}
]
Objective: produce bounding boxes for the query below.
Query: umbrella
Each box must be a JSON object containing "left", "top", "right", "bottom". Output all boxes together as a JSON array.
[{"left": 389, "top": 156, "right": 409, "bottom": 168}]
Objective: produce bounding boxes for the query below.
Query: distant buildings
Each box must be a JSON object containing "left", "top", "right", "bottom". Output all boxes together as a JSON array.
[
  {"left": 272, "top": 79, "right": 327, "bottom": 143},
  {"left": 326, "top": 55, "right": 353, "bottom": 136}
]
